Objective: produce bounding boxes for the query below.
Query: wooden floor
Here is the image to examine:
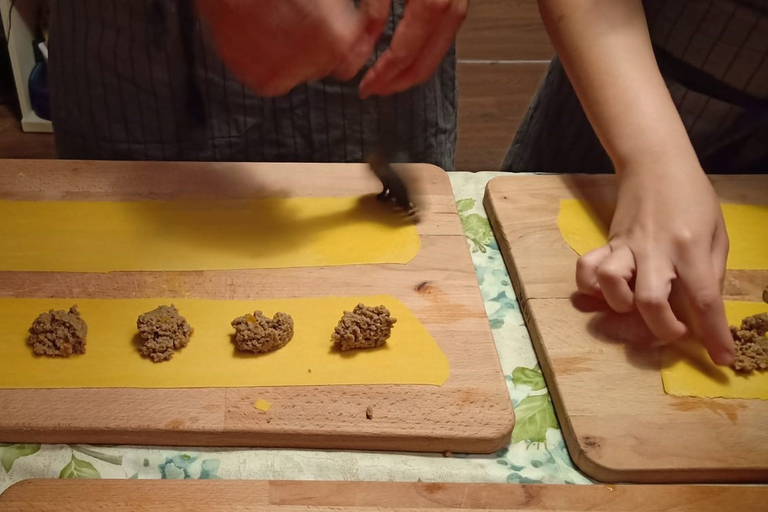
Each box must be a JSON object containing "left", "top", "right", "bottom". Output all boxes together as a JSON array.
[
  {"left": 0, "top": 1, "right": 551, "bottom": 171},
  {"left": 0, "top": 103, "right": 56, "bottom": 159}
]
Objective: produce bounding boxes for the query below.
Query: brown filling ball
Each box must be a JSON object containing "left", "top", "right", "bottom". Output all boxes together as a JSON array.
[
  {"left": 231, "top": 311, "right": 294, "bottom": 353},
  {"left": 28, "top": 305, "right": 87, "bottom": 357},
  {"left": 136, "top": 305, "right": 193, "bottom": 363},
  {"left": 730, "top": 313, "right": 768, "bottom": 373},
  {"left": 332, "top": 304, "right": 397, "bottom": 351}
]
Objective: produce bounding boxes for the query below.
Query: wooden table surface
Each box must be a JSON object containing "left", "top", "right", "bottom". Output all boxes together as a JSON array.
[
  {"left": 484, "top": 174, "right": 768, "bottom": 483},
  {"left": 0, "top": 159, "right": 513, "bottom": 453},
  {"left": 3, "top": 479, "right": 767, "bottom": 511}
]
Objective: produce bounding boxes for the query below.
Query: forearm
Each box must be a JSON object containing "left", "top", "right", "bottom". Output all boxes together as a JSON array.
[{"left": 538, "top": 0, "right": 697, "bottom": 174}]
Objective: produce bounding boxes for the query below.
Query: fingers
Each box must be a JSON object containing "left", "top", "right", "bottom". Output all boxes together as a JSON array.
[
  {"left": 576, "top": 245, "right": 611, "bottom": 298},
  {"left": 359, "top": 3, "right": 431, "bottom": 97},
  {"left": 311, "top": 0, "right": 368, "bottom": 78},
  {"left": 333, "top": 0, "right": 392, "bottom": 80},
  {"left": 634, "top": 256, "right": 688, "bottom": 342},
  {"left": 595, "top": 245, "right": 636, "bottom": 313},
  {"left": 580, "top": 238, "right": 732, "bottom": 367},
  {"left": 677, "top": 250, "right": 735, "bottom": 366},
  {"left": 359, "top": 0, "right": 467, "bottom": 98},
  {"left": 712, "top": 217, "right": 730, "bottom": 289},
  {"left": 198, "top": 0, "right": 366, "bottom": 96},
  {"left": 577, "top": 244, "right": 635, "bottom": 313},
  {"left": 369, "top": 11, "right": 464, "bottom": 95}
]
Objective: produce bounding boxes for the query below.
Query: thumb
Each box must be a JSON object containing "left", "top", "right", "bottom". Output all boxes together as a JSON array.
[
  {"left": 333, "top": 0, "right": 392, "bottom": 80},
  {"left": 320, "top": 0, "right": 369, "bottom": 54}
]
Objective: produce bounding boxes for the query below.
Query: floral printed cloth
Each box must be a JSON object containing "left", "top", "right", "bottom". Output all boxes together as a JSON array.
[{"left": 0, "top": 172, "right": 591, "bottom": 493}]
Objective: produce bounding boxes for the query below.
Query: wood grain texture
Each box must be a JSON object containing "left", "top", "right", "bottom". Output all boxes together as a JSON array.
[
  {"left": 456, "top": 62, "right": 547, "bottom": 171},
  {"left": 0, "top": 159, "right": 513, "bottom": 453},
  {"left": 483, "top": 174, "right": 768, "bottom": 483},
  {"left": 3, "top": 480, "right": 768, "bottom": 511},
  {"left": 457, "top": 0, "right": 553, "bottom": 61}
]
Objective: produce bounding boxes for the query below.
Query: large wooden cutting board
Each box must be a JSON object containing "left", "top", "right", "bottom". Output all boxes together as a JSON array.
[
  {"left": 0, "top": 159, "right": 513, "bottom": 453},
  {"left": 484, "top": 174, "right": 768, "bottom": 483},
  {"left": 3, "top": 480, "right": 767, "bottom": 511}
]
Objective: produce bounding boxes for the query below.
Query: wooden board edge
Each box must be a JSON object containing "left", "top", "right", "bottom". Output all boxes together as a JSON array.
[
  {"left": 0, "top": 160, "right": 516, "bottom": 455},
  {"left": 4, "top": 479, "right": 768, "bottom": 510},
  {"left": 484, "top": 180, "right": 604, "bottom": 478},
  {"left": 520, "top": 296, "right": 667, "bottom": 484},
  {"left": 525, "top": 299, "right": 768, "bottom": 484},
  {"left": 559, "top": 422, "right": 768, "bottom": 484},
  {"left": 482, "top": 180, "right": 528, "bottom": 306},
  {"left": 0, "top": 411, "right": 515, "bottom": 455},
  {"left": 483, "top": 174, "right": 768, "bottom": 483}
]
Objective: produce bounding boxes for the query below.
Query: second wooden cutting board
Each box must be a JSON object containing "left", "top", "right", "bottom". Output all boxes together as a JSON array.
[
  {"left": 484, "top": 174, "right": 768, "bottom": 483},
  {"left": 0, "top": 159, "right": 513, "bottom": 453}
]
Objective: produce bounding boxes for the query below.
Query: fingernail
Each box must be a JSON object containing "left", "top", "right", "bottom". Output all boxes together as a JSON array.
[{"left": 710, "top": 347, "right": 735, "bottom": 367}]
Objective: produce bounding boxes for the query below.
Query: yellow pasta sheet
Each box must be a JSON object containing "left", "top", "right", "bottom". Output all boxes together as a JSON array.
[
  {"left": 661, "top": 301, "right": 768, "bottom": 400},
  {"left": 0, "top": 295, "right": 449, "bottom": 389},
  {"left": 0, "top": 196, "right": 419, "bottom": 272},
  {"left": 558, "top": 199, "right": 768, "bottom": 269}
]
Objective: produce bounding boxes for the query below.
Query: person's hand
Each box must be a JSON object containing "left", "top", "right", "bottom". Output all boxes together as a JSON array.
[
  {"left": 332, "top": 0, "right": 393, "bottom": 81},
  {"left": 358, "top": 0, "right": 468, "bottom": 98},
  {"left": 575, "top": 158, "right": 735, "bottom": 366},
  {"left": 196, "top": 0, "right": 365, "bottom": 96}
]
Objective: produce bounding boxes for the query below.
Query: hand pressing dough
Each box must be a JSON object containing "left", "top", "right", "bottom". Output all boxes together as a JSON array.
[
  {"left": 136, "top": 305, "right": 194, "bottom": 362},
  {"left": 231, "top": 311, "right": 294, "bottom": 353},
  {"left": 27, "top": 306, "right": 87, "bottom": 357},
  {"left": 333, "top": 304, "right": 396, "bottom": 351},
  {"left": 661, "top": 301, "right": 768, "bottom": 400}
]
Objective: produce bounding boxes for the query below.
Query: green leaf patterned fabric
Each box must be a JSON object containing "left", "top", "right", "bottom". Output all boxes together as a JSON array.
[
  {"left": 59, "top": 454, "right": 101, "bottom": 479},
  {"left": 0, "top": 445, "right": 40, "bottom": 472}
]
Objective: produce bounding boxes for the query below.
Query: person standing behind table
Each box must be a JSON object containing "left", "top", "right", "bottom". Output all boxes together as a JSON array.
[
  {"left": 505, "top": 0, "right": 768, "bottom": 366},
  {"left": 45, "top": 0, "right": 467, "bottom": 169}
]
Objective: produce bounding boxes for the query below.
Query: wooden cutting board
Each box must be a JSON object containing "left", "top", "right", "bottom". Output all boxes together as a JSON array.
[
  {"left": 0, "top": 159, "right": 513, "bottom": 453},
  {"left": 2, "top": 480, "right": 767, "bottom": 511},
  {"left": 483, "top": 174, "right": 768, "bottom": 483}
]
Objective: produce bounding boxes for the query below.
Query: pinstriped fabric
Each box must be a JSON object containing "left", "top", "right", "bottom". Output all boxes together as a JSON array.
[
  {"left": 48, "top": 0, "right": 457, "bottom": 170},
  {"left": 504, "top": 0, "right": 768, "bottom": 174}
]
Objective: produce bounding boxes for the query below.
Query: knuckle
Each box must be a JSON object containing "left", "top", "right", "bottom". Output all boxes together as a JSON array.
[
  {"left": 656, "top": 328, "right": 683, "bottom": 342},
  {"left": 635, "top": 292, "right": 666, "bottom": 310},
  {"left": 691, "top": 292, "right": 720, "bottom": 312},
  {"left": 576, "top": 255, "right": 596, "bottom": 273},
  {"left": 613, "top": 302, "right": 635, "bottom": 314},
  {"left": 596, "top": 265, "right": 622, "bottom": 283},
  {"left": 424, "top": 0, "right": 452, "bottom": 13},
  {"left": 671, "top": 230, "right": 696, "bottom": 250}
]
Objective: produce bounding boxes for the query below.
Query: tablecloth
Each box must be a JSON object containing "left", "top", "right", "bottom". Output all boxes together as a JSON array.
[{"left": 0, "top": 172, "right": 591, "bottom": 493}]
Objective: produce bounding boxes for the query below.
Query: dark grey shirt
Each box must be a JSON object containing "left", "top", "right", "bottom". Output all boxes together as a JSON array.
[{"left": 48, "top": 0, "right": 458, "bottom": 169}]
